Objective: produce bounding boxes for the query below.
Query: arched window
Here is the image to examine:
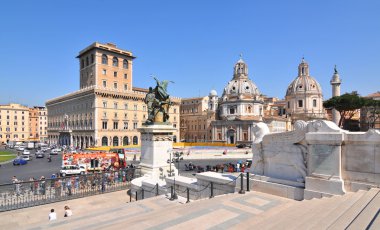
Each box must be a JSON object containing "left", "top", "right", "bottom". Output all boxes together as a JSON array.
[
  {"left": 101, "top": 136, "right": 108, "bottom": 146},
  {"left": 123, "top": 136, "right": 129, "bottom": 146},
  {"left": 112, "top": 57, "right": 119, "bottom": 67},
  {"left": 123, "top": 59, "right": 128, "bottom": 69},
  {"left": 113, "top": 136, "right": 119, "bottom": 146},
  {"left": 133, "top": 136, "right": 138, "bottom": 145},
  {"left": 102, "top": 54, "right": 108, "bottom": 64}
]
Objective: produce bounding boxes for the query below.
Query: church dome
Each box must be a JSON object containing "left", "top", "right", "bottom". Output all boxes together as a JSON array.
[
  {"left": 285, "top": 58, "right": 322, "bottom": 97},
  {"left": 209, "top": 89, "right": 217, "bottom": 97},
  {"left": 222, "top": 57, "right": 261, "bottom": 100}
]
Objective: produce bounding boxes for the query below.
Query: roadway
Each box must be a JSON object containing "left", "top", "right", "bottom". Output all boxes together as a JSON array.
[{"left": 0, "top": 148, "right": 249, "bottom": 185}]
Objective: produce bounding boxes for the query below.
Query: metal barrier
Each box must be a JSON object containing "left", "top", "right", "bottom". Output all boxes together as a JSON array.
[
  {"left": 130, "top": 172, "right": 252, "bottom": 204},
  {"left": 0, "top": 167, "right": 141, "bottom": 212}
]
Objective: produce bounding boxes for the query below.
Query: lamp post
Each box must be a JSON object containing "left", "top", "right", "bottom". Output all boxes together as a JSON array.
[{"left": 167, "top": 149, "right": 182, "bottom": 200}]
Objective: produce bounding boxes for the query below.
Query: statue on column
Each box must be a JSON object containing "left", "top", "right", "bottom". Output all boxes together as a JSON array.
[{"left": 144, "top": 76, "right": 174, "bottom": 124}]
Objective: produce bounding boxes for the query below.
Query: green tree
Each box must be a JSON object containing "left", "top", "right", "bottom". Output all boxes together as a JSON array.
[
  {"left": 364, "top": 99, "right": 380, "bottom": 129},
  {"left": 323, "top": 92, "right": 365, "bottom": 128}
]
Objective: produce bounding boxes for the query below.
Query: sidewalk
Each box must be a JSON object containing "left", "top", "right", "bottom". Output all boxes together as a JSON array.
[{"left": 0, "top": 189, "right": 293, "bottom": 230}]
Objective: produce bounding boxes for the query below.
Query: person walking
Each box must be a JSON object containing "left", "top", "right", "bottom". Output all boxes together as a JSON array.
[
  {"left": 49, "top": 209, "right": 57, "bottom": 221},
  {"left": 12, "top": 176, "right": 20, "bottom": 196}
]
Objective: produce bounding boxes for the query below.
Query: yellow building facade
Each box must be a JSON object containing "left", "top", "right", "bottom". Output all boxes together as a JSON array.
[
  {"left": 29, "top": 106, "right": 48, "bottom": 142},
  {"left": 0, "top": 103, "right": 30, "bottom": 144},
  {"left": 46, "top": 42, "right": 180, "bottom": 148}
]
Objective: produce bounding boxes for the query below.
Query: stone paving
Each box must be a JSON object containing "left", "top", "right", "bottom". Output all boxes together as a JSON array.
[{"left": 1, "top": 188, "right": 379, "bottom": 229}]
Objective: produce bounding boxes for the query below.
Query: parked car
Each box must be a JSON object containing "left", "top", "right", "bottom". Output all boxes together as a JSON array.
[
  {"left": 21, "top": 155, "right": 32, "bottom": 161},
  {"left": 36, "top": 152, "right": 45, "bottom": 158},
  {"left": 60, "top": 165, "right": 86, "bottom": 177},
  {"left": 13, "top": 157, "right": 28, "bottom": 166},
  {"left": 22, "top": 150, "right": 30, "bottom": 155}
]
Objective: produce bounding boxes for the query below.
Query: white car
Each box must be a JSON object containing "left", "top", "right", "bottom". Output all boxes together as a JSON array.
[
  {"left": 22, "top": 155, "right": 31, "bottom": 161},
  {"left": 50, "top": 149, "right": 58, "bottom": 155},
  {"left": 60, "top": 165, "right": 86, "bottom": 177},
  {"left": 18, "top": 146, "right": 25, "bottom": 151},
  {"left": 41, "top": 147, "right": 49, "bottom": 152},
  {"left": 22, "top": 150, "right": 30, "bottom": 155}
]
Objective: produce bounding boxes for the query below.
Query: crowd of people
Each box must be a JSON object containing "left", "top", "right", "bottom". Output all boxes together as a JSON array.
[
  {"left": 8, "top": 169, "right": 136, "bottom": 198},
  {"left": 185, "top": 160, "right": 252, "bottom": 173}
]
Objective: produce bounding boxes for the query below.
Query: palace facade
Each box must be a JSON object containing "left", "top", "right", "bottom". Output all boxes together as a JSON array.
[{"left": 46, "top": 42, "right": 180, "bottom": 148}]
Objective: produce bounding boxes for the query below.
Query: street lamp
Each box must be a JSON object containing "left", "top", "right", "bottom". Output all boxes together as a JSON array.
[{"left": 167, "top": 149, "right": 184, "bottom": 200}]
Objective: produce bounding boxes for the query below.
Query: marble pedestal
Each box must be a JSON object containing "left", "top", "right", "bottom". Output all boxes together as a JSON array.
[
  {"left": 131, "top": 123, "right": 178, "bottom": 199},
  {"left": 138, "top": 123, "right": 178, "bottom": 179}
]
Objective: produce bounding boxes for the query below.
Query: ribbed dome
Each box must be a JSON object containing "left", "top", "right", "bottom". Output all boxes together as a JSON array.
[
  {"left": 222, "top": 57, "right": 261, "bottom": 100},
  {"left": 286, "top": 59, "right": 322, "bottom": 97},
  {"left": 223, "top": 78, "right": 261, "bottom": 98},
  {"left": 209, "top": 89, "right": 217, "bottom": 97}
]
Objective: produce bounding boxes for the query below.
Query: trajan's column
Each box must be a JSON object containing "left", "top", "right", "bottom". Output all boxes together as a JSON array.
[{"left": 330, "top": 65, "right": 342, "bottom": 125}]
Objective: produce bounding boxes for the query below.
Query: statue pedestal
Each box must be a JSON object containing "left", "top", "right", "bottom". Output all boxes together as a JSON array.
[{"left": 137, "top": 123, "right": 178, "bottom": 180}]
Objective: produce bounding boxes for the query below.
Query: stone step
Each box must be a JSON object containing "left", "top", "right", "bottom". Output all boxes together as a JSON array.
[
  {"left": 346, "top": 189, "right": 380, "bottom": 230},
  {"left": 233, "top": 199, "right": 297, "bottom": 227},
  {"left": 307, "top": 190, "right": 366, "bottom": 230},
  {"left": 328, "top": 188, "right": 380, "bottom": 229},
  {"left": 253, "top": 195, "right": 343, "bottom": 229},
  {"left": 286, "top": 194, "right": 351, "bottom": 230}
]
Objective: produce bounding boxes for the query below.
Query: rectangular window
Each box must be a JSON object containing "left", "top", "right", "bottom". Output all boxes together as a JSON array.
[
  {"left": 102, "top": 69, "right": 106, "bottom": 75},
  {"left": 103, "top": 101, "right": 107, "bottom": 108},
  {"left": 134, "top": 104, "right": 137, "bottom": 111},
  {"left": 124, "top": 73, "right": 128, "bottom": 79},
  {"left": 114, "top": 71, "right": 117, "bottom": 77},
  {"left": 133, "top": 122, "right": 137, "bottom": 129},
  {"left": 124, "top": 84, "right": 128, "bottom": 90},
  {"left": 113, "top": 121, "right": 118, "bottom": 129},
  {"left": 114, "top": 82, "right": 118, "bottom": 89},
  {"left": 114, "top": 102, "right": 118, "bottom": 109},
  {"left": 229, "top": 108, "right": 235, "bottom": 114},
  {"left": 102, "top": 80, "right": 107, "bottom": 87},
  {"left": 143, "top": 106, "right": 146, "bottom": 111},
  {"left": 123, "top": 122, "right": 128, "bottom": 129},
  {"left": 103, "top": 112, "right": 107, "bottom": 117},
  {"left": 124, "top": 103, "right": 128, "bottom": 110},
  {"left": 287, "top": 101, "right": 290, "bottom": 109},
  {"left": 102, "top": 121, "right": 107, "bottom": 129},
  {"left": 298, "top": 100, "right": 303, "bottom": 107},
  {"left": 114, "top": 112, "right": 118, "bottom": 118},
  {"left": 124, "top": 113, "right": 128, "bottom": 118},
  {"left": 313, "top": 99, "right": 317, "bottom": 107}
]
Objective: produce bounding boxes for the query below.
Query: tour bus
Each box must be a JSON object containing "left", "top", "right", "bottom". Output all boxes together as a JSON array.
[{"left": 62, "top": 151, "right": 127, "bottom": 172}]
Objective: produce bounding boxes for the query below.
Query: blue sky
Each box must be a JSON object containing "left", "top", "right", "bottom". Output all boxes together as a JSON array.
[{"left": 0, "top": 0, "right": 379, "bottom": 106}]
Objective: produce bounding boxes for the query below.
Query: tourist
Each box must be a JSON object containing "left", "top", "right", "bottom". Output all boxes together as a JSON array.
[
  {"left": 40, "top": 176, "right": 46, "bottom": 195},
  {"left": 12, "top": 176, "right": 21, "bottom": 196},
  {"left": 29, "top": 177, "right": 34, "bottom": 193},
  {"left": 66, "top": 177, "right": 72, "bottom": 196},
  {"left": 64, "top": 206, "right": 72, "bottom": 217},
  {"left": 49, "top": 209, "right": 57, "bottom": 221},
  {"left": 55, "top": 177, "right": 62, "bottom": 197}
]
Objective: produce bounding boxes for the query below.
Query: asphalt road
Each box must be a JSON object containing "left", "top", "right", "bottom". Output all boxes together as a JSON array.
[
  {"left": 0, "top": 148, "right": 249, "bottom": 185},
  {"left": 0, "top": 148, "right": 62, "bottom": 184}
]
